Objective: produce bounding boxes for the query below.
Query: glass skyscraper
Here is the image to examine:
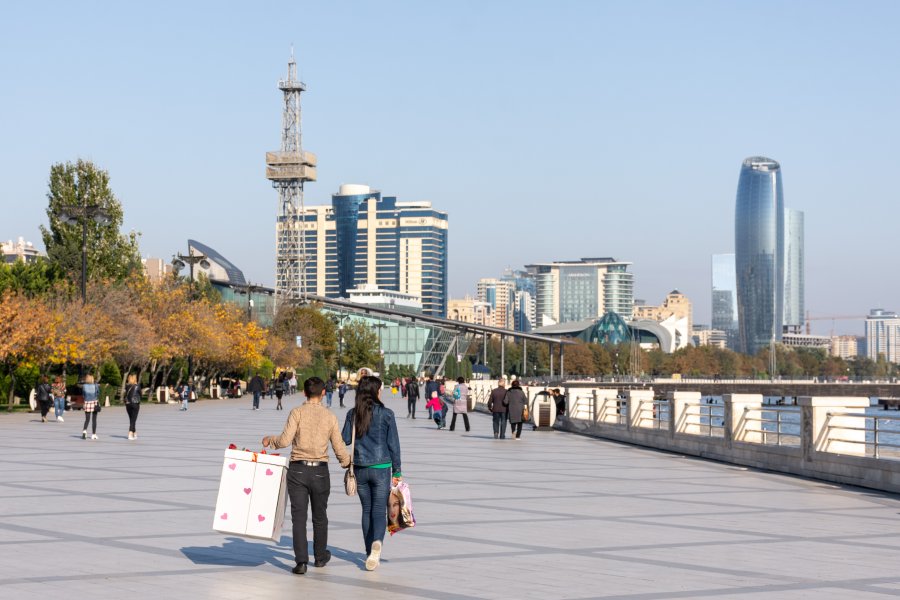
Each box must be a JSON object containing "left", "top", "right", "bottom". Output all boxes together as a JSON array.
[
  {"left": 711, "top": 253, "right": 738, "bottom": 348},
  {"left": 783, "top": 208, "right": 805, "bottom": 330},
  {"left": 735, "top": 157, "right": 784, "bottom": 355}
]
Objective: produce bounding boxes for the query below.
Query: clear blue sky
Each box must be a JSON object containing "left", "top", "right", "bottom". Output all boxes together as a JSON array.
[{"left": 2, "top": 1, "right": 897, "bottom": 336}]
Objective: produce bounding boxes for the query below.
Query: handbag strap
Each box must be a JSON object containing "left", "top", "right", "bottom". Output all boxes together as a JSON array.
[{"left": 349, "top": 417, "right": 356, "bottom": 468}]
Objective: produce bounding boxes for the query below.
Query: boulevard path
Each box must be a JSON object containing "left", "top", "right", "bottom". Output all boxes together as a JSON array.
[{"left": 3, "top": 391, "right": 900, "bottom": 599}]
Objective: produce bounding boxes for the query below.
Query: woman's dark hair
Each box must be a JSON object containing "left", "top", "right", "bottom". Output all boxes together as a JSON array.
[
  {"left": 456, "top": 376, "right": 465, "bottom": 384},
  {"left": 511, "top": 379, "right": 522, "bottom": 388},
  {"left": 354, "top": 376, "right": 384, "bottom": 438}
]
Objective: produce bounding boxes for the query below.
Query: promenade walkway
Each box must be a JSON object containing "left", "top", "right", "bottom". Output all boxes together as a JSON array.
[{"left": 3, "top": 392, "right": 900, "bottom": 599}]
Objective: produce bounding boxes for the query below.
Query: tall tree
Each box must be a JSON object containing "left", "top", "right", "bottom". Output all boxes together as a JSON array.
[{"left": 40, "top": 159, "right": 141, "bottom": 284}]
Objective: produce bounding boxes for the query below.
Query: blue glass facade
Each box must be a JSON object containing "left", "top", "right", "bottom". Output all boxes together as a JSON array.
[{"left": 735, "top": 157, "right": 784, "bottom": 355}]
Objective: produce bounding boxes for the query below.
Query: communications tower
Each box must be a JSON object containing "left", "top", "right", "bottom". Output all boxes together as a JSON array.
[{"left": 267, "top": 50, "right": 317, "bottom": 303}]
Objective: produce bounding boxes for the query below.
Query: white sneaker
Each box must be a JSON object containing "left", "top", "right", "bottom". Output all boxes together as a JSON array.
[
  {"left": 91, "top": 434, "right": 98, "bottom": 440},
  {"left": 365, "top": 540, "right": 382, "bottom": 571},
  {"left": 127, "top": 432, "right": 134, "bottom": 440},
  {"left": 57, "top": 416, "right": 64, "bottom": 423}
]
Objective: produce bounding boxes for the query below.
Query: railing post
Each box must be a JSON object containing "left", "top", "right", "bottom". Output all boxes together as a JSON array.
[
  {"left": 627, "top": 389, "right": 654, "bottom": 431},
  {"left": 799, "top": 396, "right": 869, "bottom": 459},
  {"left": 723, "top": 394, "right": 763, "bottom": 446},
  {"left": 591, "top": 389, "right": 598, "bottom": 423},
  {"left": 668, "top": 391, "right": 701, "bottom": 435}
]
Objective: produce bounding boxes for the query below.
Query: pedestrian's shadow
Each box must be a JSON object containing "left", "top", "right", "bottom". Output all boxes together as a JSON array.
[
  {"left": 330, "top": 546, "right": 368, "bottom": 570},
  {"left": 181, "top": 536, "right": 294, "bottom": 570}
]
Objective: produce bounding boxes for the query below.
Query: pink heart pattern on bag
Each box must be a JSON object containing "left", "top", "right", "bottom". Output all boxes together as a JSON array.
[
  {"left": 228, "top": 463, "right": 236, "bottom": 470},
  {"left": 243, "top": 487, "right": 251, "bottom": 495},
  {"left": 265, "top": 469, "right": 273, "bottom": 476},
  {"left": 257, "top": 514, "right": 266, "bottom": 522},
  {"left": 220, "top": 513, "right": 228, "bottom": 520}
]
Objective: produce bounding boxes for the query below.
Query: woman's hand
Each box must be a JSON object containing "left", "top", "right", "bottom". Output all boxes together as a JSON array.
[{"left": 392, "top": 475, "right": 402, "bottom": 486}]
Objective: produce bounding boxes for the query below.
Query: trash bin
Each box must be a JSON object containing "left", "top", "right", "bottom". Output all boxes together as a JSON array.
[{"left": 530, "top": 391, "right": 557, "bottom": 430}]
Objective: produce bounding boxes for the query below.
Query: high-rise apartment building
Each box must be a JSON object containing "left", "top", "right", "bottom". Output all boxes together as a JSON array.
[
  {"left": 783, "top": 208, "right": 805, "bottom": 330},
  {"left": 866, "top": 309, "right": 900, "bottom": 364},
  {"left": 501, "top": 269, "right": 537, "bottom": 332},
  {"left": 711, "top": 253, "right": 738, "bottom": 349},
  {"left": 735, "top": 157, "right": 784, "bottom": 355},
  {"left": 476, "top": 278, "right": 515, "bottom": 330},
  {"left": 526, "top": 258, "right": 634, "bottom": 327},
  {"left": 830, "top": 335, "right": 858, "bottom": 359},
  {"left": 299, "top": 184, "right": 448, "bottom": 317}
]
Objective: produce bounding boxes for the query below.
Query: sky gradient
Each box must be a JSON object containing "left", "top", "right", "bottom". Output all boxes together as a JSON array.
[{"left": 2, "top": 1, "right": 897, "bottom": 336}]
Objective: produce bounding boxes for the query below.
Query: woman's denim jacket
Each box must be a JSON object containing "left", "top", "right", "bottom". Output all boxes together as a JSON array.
[{"left": 342, "top": 404, "right": 401, "bottom": 474}]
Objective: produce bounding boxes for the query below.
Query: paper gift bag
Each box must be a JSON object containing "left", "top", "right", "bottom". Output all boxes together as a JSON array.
[{"left": 213, "top": 449, "right": 288, "bottom": 541}]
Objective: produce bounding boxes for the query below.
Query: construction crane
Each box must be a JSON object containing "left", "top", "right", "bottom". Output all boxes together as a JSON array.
[{"left": 804, "top": 311, "right": 866, "bottom": 336}]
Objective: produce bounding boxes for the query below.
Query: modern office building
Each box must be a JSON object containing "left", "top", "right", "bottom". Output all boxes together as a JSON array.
[
  {"left": 501, "top": 269, "right": 537, "bottom": 332},
  {"left": 866, "top": 309, "right": 900, "bottom": 364},
  {"left": 299, "top": 184, "right": 448, "bottom": 317},
  {"left": 476, "top": 278, "right": 515, "bottom": 330},
  {"left": 2, "top": 237, "right": 42, "bottom": 264},
  {"left": 735, "top": 157, "right": 784, "bottom": 355},
  {"left": 526, "top": 258, "right": 634, "bottom": 327},
  {"left": 711, "top": 253, "right": 738, "bottom": 349},
  {"left": 347, "top": 284, "right": 423, "bottom": 314},
  {"left": 783, "top": 208, "right": 805, "bottom": 331}
]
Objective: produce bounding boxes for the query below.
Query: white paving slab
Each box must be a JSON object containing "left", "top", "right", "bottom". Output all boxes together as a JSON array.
[{"left": 2, "top": 390, "right": 900, "bottom": 599}]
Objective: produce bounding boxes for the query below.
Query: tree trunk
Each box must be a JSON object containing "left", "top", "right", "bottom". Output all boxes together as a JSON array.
[{"left": 118, "top": 361, "right": 135, "bottom": 402}]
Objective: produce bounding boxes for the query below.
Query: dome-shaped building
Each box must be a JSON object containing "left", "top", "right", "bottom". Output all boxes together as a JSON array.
[{"left": 577, "top": 311, "right": 632, "bottom": 345}]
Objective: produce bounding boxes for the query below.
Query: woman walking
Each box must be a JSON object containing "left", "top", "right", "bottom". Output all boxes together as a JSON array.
[
  {"left": 449, "top": 377, "right": 470, "bottom": 432},
  {"left": 505, "top": 380, "right": 528, "bottom": 440},
  {"left": 81, "top": 374, "right": 100, "bottom": 440},
  {"left": 51, "top": 375, "right": 66, "bottom": 422},
  {"left": 124, "top": 374, "right": 141, "bottom": 440},
  {"left": 342, "top": 376, "right": 402, "bottom": 571},
  {"left": 36, "top": 376, "right": 53, "bottom": 422}
]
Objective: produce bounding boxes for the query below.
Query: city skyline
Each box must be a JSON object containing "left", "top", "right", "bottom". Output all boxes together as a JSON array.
[{"left": 3, "top": 2, "right": 899, "bottom": 336}]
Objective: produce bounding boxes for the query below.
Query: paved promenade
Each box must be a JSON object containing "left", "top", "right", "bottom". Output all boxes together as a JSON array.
[{"left": 4, "top": 392, "right": 900, "bottom": 599}]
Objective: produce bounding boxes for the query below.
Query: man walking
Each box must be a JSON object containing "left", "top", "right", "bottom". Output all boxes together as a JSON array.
[
  {"left": 405, "top": 377, "right": 420, "bottom": 418},
  {"left": 263, "top": 377, "right": 350, "bottom": 575},
  {"left": 487, "top": 379, "right": 509, "bottom": 439},
  {"left": 324, "top": 378, "right": 335, "bottom": 408},
  {"left": 338, "top": 380, "right": 348, "bottom": 408},
  {"left": 248, "top": 373, "right": 265, "bottom": 410}
]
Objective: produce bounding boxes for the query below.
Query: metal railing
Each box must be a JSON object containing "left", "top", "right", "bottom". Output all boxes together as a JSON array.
[
  {"left": 826, "top": 412, "right": 900, "bottom": 459},
  {"left": 741, "top": 406, "right": 801, "bottom": 446},
  {"left": 635, "top": 399, "right": 669, "bottom": 430},
  {"left": 680, "top": 402, "right": 725, "bottom": 437}
]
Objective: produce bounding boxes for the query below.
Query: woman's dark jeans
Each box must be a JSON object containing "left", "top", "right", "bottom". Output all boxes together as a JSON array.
[
  {"left": 125, "top": 403, "right": 140, "bottom": 433},
  {"left": 355, "top": 466, "right": 391, "bottom": 554},
  {"left": 510, "top": 421, "right": 523, "bottom": 438}
]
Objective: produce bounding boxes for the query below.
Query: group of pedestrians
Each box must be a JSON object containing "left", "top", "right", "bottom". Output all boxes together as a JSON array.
[
  {"left": 262, "top": 374, "right": 402, "bottom": 575},
  {"left": 488, "top": 378, "right": 529, "bottom": 439},
  {"left": 247, "top": 372, "right": 295, "bottom": 411},
  {"left": 34, "top": 373, "right": 144, "bottom": 440}
]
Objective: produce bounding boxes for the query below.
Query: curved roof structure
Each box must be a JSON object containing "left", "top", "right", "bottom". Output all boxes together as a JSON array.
[
  {"left": 187, "top": 239, "right": 247, "bottom": 286},
  {"left": 577, "top": 311, "right": 631, "bottom": 345}
]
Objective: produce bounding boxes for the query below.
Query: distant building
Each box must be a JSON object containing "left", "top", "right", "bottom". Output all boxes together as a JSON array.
[
  {"left": 142, "top": 257, "right": 174, "bottom": 284},
  {"left": 526, "top": 257, "right": 634, "bottom": 328},
  {"left": 186, "top": 240, "right": 276, "bottom": 327},
  {"left": 1, "top": 237, "right": 42, "bottom": 264},
  {"left": 298, "top": 184, "right": 448, "bottom": 317},
  {"left": 447, "top": 296, "right": 492, "bottom": 326},
  {"left": 866, "top": 309, "right": 900, "bottom": 364},
  {"left": 476, "top": 278, "right": 515, "bottom": 330},
  {"left": 633, "top": 289, "right": 693, "bottom": 337},
  {"left": 711, "top": 253, "right": 738, "bottom": 349},
  {"left": 347, "top": 284, "right": 422, "bottom": 313},
  {"left": 693, "top": 326, "right": 729, "bottom": 349},
  {"left": 783, "top": 208, "right": 805, "bottom": 330},
  {"left": 501, "top": 269, "right": 536, "bottom": 332},
  {"left": 830, "top": 335, "right": 858, "bottom": 359},
  {"left": 781, "top": 333, "right": 831, "bottom": 352}
]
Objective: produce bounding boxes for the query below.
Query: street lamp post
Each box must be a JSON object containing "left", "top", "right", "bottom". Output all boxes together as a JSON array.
[
  {"left": 59, "top": 195, "right": 111, "bottom": 304},
  {"left": 330, "top": 313, "right": 350, "bottom": 380},
  {"left": 172, "top": 246, "right": 210, "bottom": 395},
  {"left": 241, "top": 282, "right": 263, "bottom": 322},
  {"left": 374, "top": 323, "right": 387, "bottom": 374}
]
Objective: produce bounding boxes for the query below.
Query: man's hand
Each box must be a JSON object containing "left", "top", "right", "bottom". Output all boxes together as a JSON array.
[{"left": 261, "top": 436, "right": 271, "bottom": 448}]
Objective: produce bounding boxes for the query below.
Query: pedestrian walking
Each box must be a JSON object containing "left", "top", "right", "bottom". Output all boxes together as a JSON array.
[
  {"left": 274, "top": 374, "right": 285, "bottom": 410},
  {"left": 289, "top": 374, "right": 297, "bottom": 395},
  {"left": 179, "top": 383, "right": 190, "bottom": 411},
  {"left": 487, "top": 379, "right": 509, "bottom": 439},
  {"left": 338, "top": 380, "right": 348, "bottom": 408},
  {"left": 248, "top": 372, "right": 264, "bottom": 410},
  {"left": 263, "top": 377, "right": 350, "bottom": 575},
  {"left": 505, "top": 380, "right": 528, "bottom": 440},
  {"left": 449, "top": 377, "right": 470, "bottom": 432},
  {"left": 424, "top": 376, "right": 438, "bottom": 418},
  {"left": 405, "top": 377, "right": 419, "bottom": 419},
  {"left": 341, "top": 376, "right": 402, "bottom": 571},
  {"left": 81, "top": 374, "right": 101, "bottom": 440},
  {"left": 51, "top": 375, "right": 66, "bottom": 422},
  {"left": 325, "top": 377, "right": 335, "bottom": 408},
  {"left": 424, "top": 392, "right": 446, "bottom": 429},
  {"left": 124, "top": 374, "right": 142, "bottom": 439},
  {"left": 35, "top": 376, "right": 52, "bottom": 422}
]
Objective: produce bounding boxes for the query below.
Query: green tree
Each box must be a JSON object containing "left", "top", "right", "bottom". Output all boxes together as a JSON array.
[
  {"left": 0, "top": 259, "right": 65, "bottom": 298},
  {"left": 40, "top": 159, "right": 142, "bottom": 284},
  {"left": 342, "top": 321, "right": 380, "bottom": 372}
]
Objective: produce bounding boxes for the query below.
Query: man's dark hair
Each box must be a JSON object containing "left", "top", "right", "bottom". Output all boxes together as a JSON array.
[{"left": 304, "top": 377, "right": 326, "bottom": 398}]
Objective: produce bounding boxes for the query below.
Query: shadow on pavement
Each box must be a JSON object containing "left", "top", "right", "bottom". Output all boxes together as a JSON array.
[{"left": 181, "top": 536, "right": 293, "bottom": 569}]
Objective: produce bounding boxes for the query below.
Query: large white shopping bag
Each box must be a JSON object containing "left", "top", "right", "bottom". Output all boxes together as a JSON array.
[{"left": 212, "top": 449, "right": 288, "bottom": 541}]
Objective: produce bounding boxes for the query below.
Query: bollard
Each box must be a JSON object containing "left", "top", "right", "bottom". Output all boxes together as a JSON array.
[{"left": 104, "top": 395, "right": 110, "bottom": 408}]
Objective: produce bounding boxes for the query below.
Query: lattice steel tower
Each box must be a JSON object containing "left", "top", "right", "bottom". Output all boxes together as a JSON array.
[{"left": 267, "top": 50, "right": 317, "bottom": 303}]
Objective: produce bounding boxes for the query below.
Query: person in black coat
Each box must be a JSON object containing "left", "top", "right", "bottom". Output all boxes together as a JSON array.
[{"left": 405, "top": 378, "right": 420, "bottom": 419}]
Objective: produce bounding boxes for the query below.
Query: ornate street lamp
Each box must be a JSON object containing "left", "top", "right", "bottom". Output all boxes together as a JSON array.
[{"left": 172, "top": 246, "right": 210, "bottom": 392}]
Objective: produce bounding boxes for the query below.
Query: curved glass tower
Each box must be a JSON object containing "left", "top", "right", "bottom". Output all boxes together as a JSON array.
[{"left": 735, "top": 157, "right": 784, "bottom": 355}]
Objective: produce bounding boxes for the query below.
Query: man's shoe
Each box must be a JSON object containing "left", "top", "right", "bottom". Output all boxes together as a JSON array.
[
  {"left": 314, "top": 550, "right": 331, "bottom": 568},
  {"left": 365, "top": 541, "right": 382, "bottom": 571},
  {"left": 292, "top": 563, "right": 307, "bottom": 575}
]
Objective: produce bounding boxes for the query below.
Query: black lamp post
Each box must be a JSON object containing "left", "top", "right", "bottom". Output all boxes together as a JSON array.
[
  {"left": 172, "top": 246, "right": 210, "bottom": 393},
  {"left": 374, "top": 323, "right": 386, "bottom": 373}
]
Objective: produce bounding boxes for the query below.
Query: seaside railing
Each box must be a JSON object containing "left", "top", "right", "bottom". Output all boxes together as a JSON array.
[{"left": 825, "top": 411, "right": 900, "bottom": 460}]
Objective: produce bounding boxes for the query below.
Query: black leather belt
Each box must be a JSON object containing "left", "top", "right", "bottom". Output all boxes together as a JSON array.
[{"left": 293, "top": 460, "right": 325, "bottom": 467}]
